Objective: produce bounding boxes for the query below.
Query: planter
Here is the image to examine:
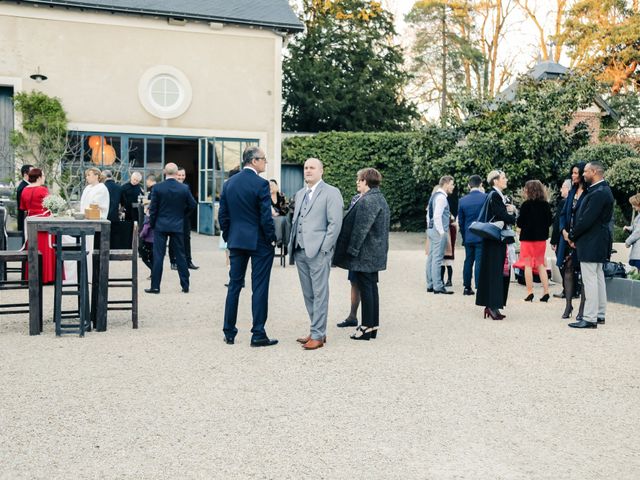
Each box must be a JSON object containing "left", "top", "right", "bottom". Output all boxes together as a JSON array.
[{"left": 605, "top": 277, "right": 640, "bottom": 308}]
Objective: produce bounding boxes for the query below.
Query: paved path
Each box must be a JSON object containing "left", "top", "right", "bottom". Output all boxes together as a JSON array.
[{"left": 1, "top": 233, "right": 639, "bottom": 479}]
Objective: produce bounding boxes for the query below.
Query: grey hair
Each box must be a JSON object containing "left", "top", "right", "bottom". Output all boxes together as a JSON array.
[
  {"left": 305, "top": 157, "right": 324, "bottom": 169},
  {"left": 586, "top": 161, "right": 605, "bottom": 175},
  {"left": 101, "top": 170, "right": 113, "bottom": 179},
  {"left": 242, "top": 146, "right": 262, "bottom": 166},
  {"left": 131, "top": 171, "right": 142, "bottom": 181},
  {"left": 164, "top": 163, "right": 178, "bottom": 175}
]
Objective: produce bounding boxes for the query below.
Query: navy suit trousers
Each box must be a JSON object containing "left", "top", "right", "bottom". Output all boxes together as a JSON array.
[
  {"left": 151, "top": 231, "right": 189, "bottom": 291},
  {"left": 223, "top": 240, "right": 274, "bottom": 341},
  {"left": 463, "top": 242, "right": 483, "bottom": 289}
]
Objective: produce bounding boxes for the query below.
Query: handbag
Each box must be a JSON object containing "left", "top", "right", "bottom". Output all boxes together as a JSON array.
[
  {"left": 603, "top": 261, "right": 627, "bottom": 279},
  {"left": 469, "top": 192, "right": 515, "bottom": 243}
]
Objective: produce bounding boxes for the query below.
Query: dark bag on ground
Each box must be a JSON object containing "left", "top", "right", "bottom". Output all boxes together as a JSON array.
[{"left": 603, "top": 261, "right": 626, "bottom": 279}]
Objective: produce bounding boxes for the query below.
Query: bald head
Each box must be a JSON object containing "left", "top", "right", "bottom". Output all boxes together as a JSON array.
[
  {"left": 164, "top": 163, "right": 178, "bottom": 177},
  {"left": 304, "top": 157, "right": 324, "bottom": 186}
]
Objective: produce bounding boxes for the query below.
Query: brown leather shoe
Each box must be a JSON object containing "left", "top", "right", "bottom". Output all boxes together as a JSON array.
[
  {"left": 302, "top": 339, "right": 324, "bottom": 350},
  {"left": 296, "top": 335, "right": 326, "bottom": 344}
]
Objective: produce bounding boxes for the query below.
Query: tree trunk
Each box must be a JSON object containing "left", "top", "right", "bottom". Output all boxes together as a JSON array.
[{"left": 441, "top": 5, "right": 448, "bottom": 126}]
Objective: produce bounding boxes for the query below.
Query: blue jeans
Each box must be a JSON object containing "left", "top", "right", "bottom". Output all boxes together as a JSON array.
[
  {"left": 463, "top": 242, "right": 483, "bottom": 289},
  {"left": 426, "top": 229, "right": 447, "bottom": 291}
]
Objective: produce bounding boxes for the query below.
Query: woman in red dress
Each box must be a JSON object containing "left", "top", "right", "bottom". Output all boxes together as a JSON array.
[{"left": 19, "top": 168, "right": 57, "bottom": 284}]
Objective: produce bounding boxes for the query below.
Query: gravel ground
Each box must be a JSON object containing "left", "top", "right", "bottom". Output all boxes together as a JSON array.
[{"left": 1, "top": 233, "right": 639, "bottom": 480}]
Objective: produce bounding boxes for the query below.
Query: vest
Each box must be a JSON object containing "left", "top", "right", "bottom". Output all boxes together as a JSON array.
[{"left": 427, "top": 191, "right": 450, "bottom": 231}]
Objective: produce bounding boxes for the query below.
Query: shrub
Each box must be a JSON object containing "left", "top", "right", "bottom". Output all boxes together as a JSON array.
[
  {"left": 568, "top": 143, "right": 638, "bottom": 170},
  {"left": 282, "top": 130, "right": 457, "bottom": 230}
]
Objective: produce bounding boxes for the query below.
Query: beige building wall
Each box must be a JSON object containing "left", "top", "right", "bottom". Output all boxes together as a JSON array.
[{"left": 0, "top": 3, "right": 284, "bottom": 179}]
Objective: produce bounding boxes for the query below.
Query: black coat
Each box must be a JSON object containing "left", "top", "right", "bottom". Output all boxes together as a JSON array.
[
  {"left": 149, "top": 178, "right": 196, "bottom": 233},
  {"left": 333, "top": 188, "right": 390, "bottom": 273},
  {"left": 569, "top": 180, "right": 614, "bottom": 263},
  {"left": 475, "top": 189, "right": 516, "bottom": 309},
  {"left": 16, "top": 180, "right": 29, "bottom": 232},
  {"left": 120, "top": 182, "right": 144, "bottom": 221},
  {"left": 104, "top": 180, "right": 122, "bottom": 223},
  {"left": 516, "top": 200, "right": 552, "bottom": 241},
  {"left": 550, "top": 198, "right": 566, "bottom": 247}
]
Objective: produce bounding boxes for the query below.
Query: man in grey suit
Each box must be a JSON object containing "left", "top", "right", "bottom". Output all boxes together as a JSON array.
[{"left": 289, "top": 158, "right": 344, "bottom": 350}]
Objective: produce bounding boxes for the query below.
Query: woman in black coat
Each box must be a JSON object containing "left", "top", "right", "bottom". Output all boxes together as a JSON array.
[
  {"left": 475, "top": 170, "right": 517, "bottom": 320},
  {"left": 333, "top": 168, "right": 390, "bottom": 341}
]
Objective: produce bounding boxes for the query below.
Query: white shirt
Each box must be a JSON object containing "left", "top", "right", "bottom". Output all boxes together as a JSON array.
[
  {"left": 243, "top": 166, "right": 258, "bottom": 175},
  {"left": 306, "top": 180, "right": 323, "bottom": 202},
  {"left": 80, "top": 182, "right": 110, "bottom": 219},
  {"left": 428, "top": 188, "right": 448, "bottom": 235}
]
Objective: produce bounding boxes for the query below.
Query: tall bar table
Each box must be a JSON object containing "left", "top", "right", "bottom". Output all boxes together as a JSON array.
[{"left": 26, "top": 217, "right": 111, "bottom": 335}]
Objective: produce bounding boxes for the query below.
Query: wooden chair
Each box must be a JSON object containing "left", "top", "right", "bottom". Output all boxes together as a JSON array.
[
  {"left": 94, "top": 221, "right": 138, "bottom": 329},
  {"left": 0, "top": 206, "right": 25, "bottom": 281},
  {"left": 0, "top": 250, "right": 42, "bottom": 330}
]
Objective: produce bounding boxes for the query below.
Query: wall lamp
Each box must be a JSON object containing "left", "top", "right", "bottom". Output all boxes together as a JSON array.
[{"left": 30, "top": 67, "right": 48, "bottom": 82}]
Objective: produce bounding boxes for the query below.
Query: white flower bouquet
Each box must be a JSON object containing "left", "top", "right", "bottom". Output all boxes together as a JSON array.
[{"left": 42, "top": 194, "right": 68, "bottom": 216}]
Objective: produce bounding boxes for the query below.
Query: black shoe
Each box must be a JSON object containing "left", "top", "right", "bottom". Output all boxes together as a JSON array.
[
  {"left": 182, "top": 287, "right": 189, "bottom": 293},
  {"left": 224, "top": 337, "right": 234, "bottom": 345},
  {"left": 170, "top": 263, "right": 178, "bottom": 271},
  {"left": 427, "top": 287, "right": 434, "bottom": 293},
  {"left": 433, "top": 288, "right": 454, "bottom": 295},
  {"left": 224, "top": 283, "right": 229, "bottom": 287},
  {"left": 539, "top": 293, "right": 550, "bottom": 303},
  {"left": 250, "top": 338, "right": 278, "bottom": 347},
  {"left": 463, "top": 288, "right": 475, "bottom": 296},
  {"left": 350, "top": 326, "right": 373, "bottom": 341},
  {"left": 144, "top": 288, "right": 160, "bottom": 294},
  {"left": 553, "top": 292, "right": 566, "bottom": 299},
  {"left": 524, "top": 293, "right": 534, "bottom": 302},
  {"left": 445, "top": 280, "right": 452, "bottom": 287},
  {"left": 597, "top": 317, "right": 605, "bottom": 325},
  {"left": 561, "top": 305, "right": 573, "bottom": 319},
  {"left": 188, "top": 262, "right": 199, "bottom": 270},
  {"left": 337, "top": 317, "right": 358, "bottom": 328},
  {"left": 568, "top": 320, "right": 597, "bottom": 329}
]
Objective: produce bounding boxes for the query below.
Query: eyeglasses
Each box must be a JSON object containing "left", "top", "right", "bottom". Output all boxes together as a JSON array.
[{"left": 253, "top": 156, "right": 267, "bottom": 161}]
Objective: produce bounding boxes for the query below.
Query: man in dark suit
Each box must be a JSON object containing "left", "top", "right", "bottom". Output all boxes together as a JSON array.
[
  {"left": 145, "top": 163, "right": 196, "bottom": 294},
  {"left": 457, "top": 175, "right": 487, "bottom": 296},
  {"left": 218, "top": 146, "right": 277, "bottom": 347},
  {"left": 101, "top": 170, "right": 122, "bottom": 223},
  {"left": 169, "top": 167, "right": 198, "bottom": 270},
  {"left": 120, "top": 171, "right": 144, "bottom": 221},
  {"left": 15, "top": 164, "right": 33, "bottom": 233},
  {"left": 568, "top": 161, "right": 614, "bottom": 329}
]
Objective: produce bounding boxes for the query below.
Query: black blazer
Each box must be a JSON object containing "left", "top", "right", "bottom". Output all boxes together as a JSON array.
[
  {"left": 485, "top": 189, "right": 516, "bottom": 227},
  {"left": 149, "top": 178, "right": 196, "bottom": 233},
  {"left": 569, "top": 180, "right": 614, "bottom": 263},
  {"left": 517, "top": 200, "right": 552, "bottom": 241},
  {"left": 16, "top": 180, "right": 29, "bottom": 232},
  {"left": 332, "top": 188, "right": 390, "bottom": 273},
  {"left": 120, "top": 182, "right": 144, "bottom": 221},
  {"left": 104, "top": 180, "right": 122, "bottom": 223}
]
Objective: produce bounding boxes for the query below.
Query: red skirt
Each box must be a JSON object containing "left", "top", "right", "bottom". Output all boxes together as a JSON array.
[{"left": 517, "top": 240, "right": 547, "bottom": 269}]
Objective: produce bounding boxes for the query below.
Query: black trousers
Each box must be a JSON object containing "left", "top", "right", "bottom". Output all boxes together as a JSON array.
[
  {"left": 169, "top": 219, "right": 192, "bottom": 264},
  {"left": 152, "top": 231, "right": 189, "bottom": 291},
  {"left": 355, "top": 271, "right": 379, "bottom": 328}
]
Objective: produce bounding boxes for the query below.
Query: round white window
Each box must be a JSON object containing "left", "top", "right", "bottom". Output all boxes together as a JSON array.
[{"left": 138, "top": 66, "right": 192, "bottom": 119}]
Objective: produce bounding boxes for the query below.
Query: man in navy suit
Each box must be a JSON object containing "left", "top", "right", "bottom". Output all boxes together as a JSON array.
[
  {"left": 145, "top": 162, "right": 196, "bottom": 294},
  {"left": 218, "top": 146, "right": 278, "bottom": 347},
  {"left": 457, "top": 175, "right": 487, "bottom": 295}
]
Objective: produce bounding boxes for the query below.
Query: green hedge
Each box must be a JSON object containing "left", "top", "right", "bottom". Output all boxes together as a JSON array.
[{"left": 282, "top": 130, "right": 458, "bottom": 231}]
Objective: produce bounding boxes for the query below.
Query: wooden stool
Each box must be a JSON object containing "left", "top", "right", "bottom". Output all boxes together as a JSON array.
[
  {"left": 52, "top": 226, "right": 95, "bottom": 337},
  {"left": 0, "top": 251, "right": 42, "bottom": 331}
]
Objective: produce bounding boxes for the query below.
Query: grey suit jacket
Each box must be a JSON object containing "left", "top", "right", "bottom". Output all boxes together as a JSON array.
[{"left": 288, "top": 180, "right": 344, "bottom": 264}]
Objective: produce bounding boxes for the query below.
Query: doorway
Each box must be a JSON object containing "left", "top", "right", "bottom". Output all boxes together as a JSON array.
[{"left": 164, "top": 138, "right": 198, "bottom": 229}]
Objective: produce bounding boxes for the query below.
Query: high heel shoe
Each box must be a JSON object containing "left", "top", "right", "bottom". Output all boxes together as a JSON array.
[
  {"left": 350, "top": 326, "right": 373, "bottom": 340},
  {"left": 524, "top": 293, "right": 534, "bottom": 302},
  {"left": 561, "top": 305, "right": 573, "bottom": 319},
  {"left": 540, "top": 293, "right": 550, "bottom": 303},
  {"left": 483, "top": 307, "right": 503, "bottom": 320},
  {"left": 370, "top": 327, "right": 378, "bottom": 339}
]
